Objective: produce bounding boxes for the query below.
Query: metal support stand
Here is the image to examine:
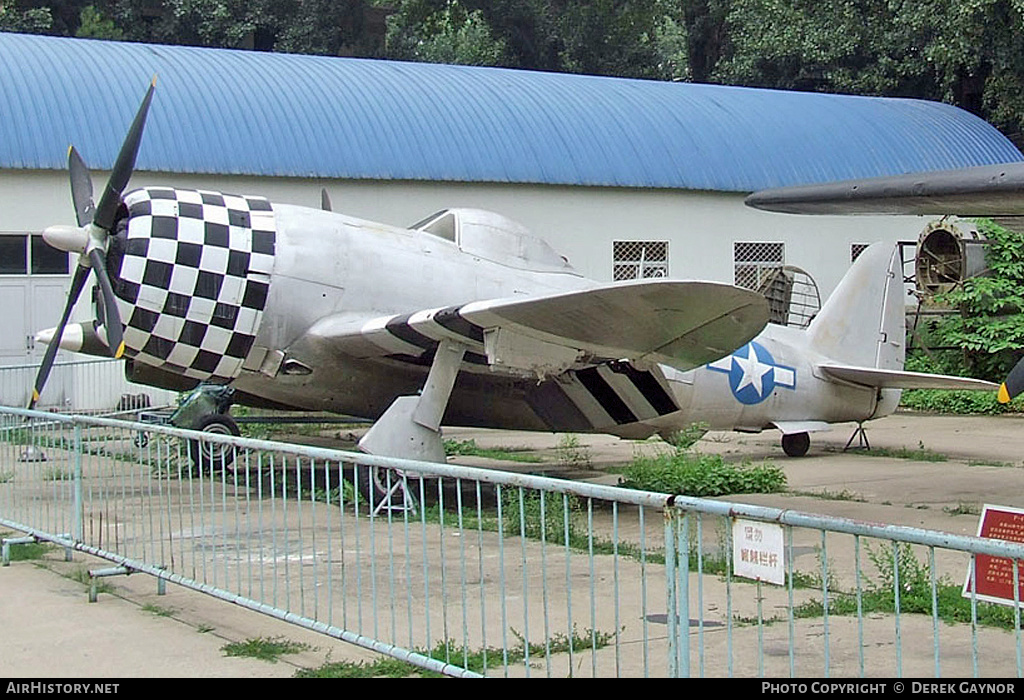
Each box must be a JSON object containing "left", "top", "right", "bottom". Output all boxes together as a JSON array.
[{"left": 844, "top": 422, "right": 871, "bottom": 451}]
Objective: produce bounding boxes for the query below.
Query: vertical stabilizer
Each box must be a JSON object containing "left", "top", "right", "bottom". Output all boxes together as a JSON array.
[{"left": 807, "top": 243, "right": 905, "bottom": 371}]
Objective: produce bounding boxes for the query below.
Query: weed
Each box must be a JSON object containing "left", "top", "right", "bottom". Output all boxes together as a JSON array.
[
  {"left": 66, "top": 567, "right": 114, "bottom": 595},
  {"left": 141, "top": 603, "right": 176, "bottom": 617},
  {"left": 499, "top": 488, "right": 583, "bottom": 546},
  {"left": 221, "top": 637, "right": 313, "bottom": 663},
  {"left": 41, "top": 466, "right": 74, "bottom": 481},
  {"left": 197, "top": 624, "right": 215, "bottom": 633},
  {"left": 295, "top": 626, "right": 614, "bottom": 678},
  {"left": 621, "top": 450, "right": 785, "bottom": 497},
  {"left": 444, "top": 438, "right": 544, "bottom": 463},
  {"left": 791, "top": 542, "right": 1024, "bottom": 630},
  {"left": 555, "top": 434, "right": 592, "bottom": 469},
  {"left": 0, "top": 470, "right": 13, "bottom": 483},
  {"left": 943, "top": 502, "right": 982, "bottom": 516},
  {"left": 855, "top": 445, "right": 948, "bottom": 462},
  {"left": 789, "top": 488, "right": 866, "bottom": 502}
]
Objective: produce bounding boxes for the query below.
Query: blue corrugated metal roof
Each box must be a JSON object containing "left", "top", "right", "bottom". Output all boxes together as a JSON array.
[{"left": 2, "top": 32, "right": 1021, "bottom": 191}]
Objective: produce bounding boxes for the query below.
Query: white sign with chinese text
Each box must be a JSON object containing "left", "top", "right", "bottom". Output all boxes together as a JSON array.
[{"left": 732, "top": 518, "right": 785, "bottom": 585}]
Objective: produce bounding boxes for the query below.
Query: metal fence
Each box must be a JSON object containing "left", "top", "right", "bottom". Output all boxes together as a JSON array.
[
  {"left": 3, "top": 405, "right": 1024, "bottom": 678},
  {"left": 0, "top": 358, "right": 176, "bottom": 413}
]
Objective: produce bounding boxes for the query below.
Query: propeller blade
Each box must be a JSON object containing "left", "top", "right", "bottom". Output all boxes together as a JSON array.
[
  {"left": 87, "top": 248, "right": 125, "bottom": 359},
  {"left": 28, "top": 264, "right": 90, "bottom": 409},
  {"left": 321, "top": 188, "right": 333, "bottom": 212},
  {"left": 93, "top": 78, "right": 156, "bottom": 231},
  {"left": 68, "top": 146, "right": 95, "bottom": 227},
  {"left": 998, "top": 356, "right": 1024, "bottom": 403}
]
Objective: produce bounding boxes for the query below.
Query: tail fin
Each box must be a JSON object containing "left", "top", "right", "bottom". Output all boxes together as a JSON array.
[{"left": 807, "top": 243, "right": 905, "bottom": 371}]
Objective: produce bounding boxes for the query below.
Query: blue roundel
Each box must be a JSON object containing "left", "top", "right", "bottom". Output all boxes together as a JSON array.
[{"left": 707, "top": 342, "right": 797, "bottom": 406}]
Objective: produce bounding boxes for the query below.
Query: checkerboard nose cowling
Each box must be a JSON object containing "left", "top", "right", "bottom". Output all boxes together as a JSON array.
[{"left": 108, "top": 187, "right": 276, "bottom": 383}]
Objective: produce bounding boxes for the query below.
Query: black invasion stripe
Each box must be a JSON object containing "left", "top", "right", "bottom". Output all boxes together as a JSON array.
[
  {"left": 610, "top": 362, "right": 678, "bottom": 416},
  {"left": 434, "top": 306, "right": 485, "bottom": 343},
  {"left": 386, "top": 314, "right": 438, "bottom": 351},
  {"left": 575, "top": 368, "right": 637, "bottom": 425},
  {"left": 386, "top": 351, "right": 489, "bottom": 367}
]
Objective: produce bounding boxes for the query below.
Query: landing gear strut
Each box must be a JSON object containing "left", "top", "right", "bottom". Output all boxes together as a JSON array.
[
  {"left": 358, "top": 338, "right": 469, "bottom": 512},
  {"left": 781, "top": 431, "right": 810, "bottom": 457}
]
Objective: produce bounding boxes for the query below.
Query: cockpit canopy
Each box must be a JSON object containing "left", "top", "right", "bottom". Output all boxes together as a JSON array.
[{"left": 411, "top": 208, "right": 578, "bottom": 274}]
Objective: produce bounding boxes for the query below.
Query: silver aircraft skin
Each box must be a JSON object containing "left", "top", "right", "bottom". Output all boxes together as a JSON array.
[
  {"left": 33, "top": 83, "right": 995, "bottom": 463},
  {"left": 46, "top": 195, "right": 993, "bottom": 459}
]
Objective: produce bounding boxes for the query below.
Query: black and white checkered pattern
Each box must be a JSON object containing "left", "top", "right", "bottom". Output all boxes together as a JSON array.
[{"left": 112, "top": 187, "right": 276, "bottom": 383}]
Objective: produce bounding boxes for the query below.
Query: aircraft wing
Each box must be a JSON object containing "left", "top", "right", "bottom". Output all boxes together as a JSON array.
[
  {"left": 306, "top": 279, "right": 769, "bottom": 377},
  {"left": 744, "top": 162, "right": 1024, "bottom": 216},
  {"left": 817, "top": 364, "right": 998, "bottom": 391}
]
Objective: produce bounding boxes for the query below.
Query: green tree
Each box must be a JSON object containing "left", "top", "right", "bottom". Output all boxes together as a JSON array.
[
  {"left": 925, "top": 219, "right": 1024, "bottom": 381},
  {"left": 0, "top": 0, "right": 53, "bottom": 32},
  {"left": 385, "top": 0, "right": 510, "bottom": 66},
  {"left": 76, "top": 3, "right": 121, "bottom": 38}
]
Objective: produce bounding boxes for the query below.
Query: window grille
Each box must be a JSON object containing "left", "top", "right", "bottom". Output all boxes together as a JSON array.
[
  {"left": 613, "top": 241, "right": 668, "bottom": 281},
  {"left": 734, "top": 241, "right": 784, "bottom": 289},
  {"left": 851, "top": 243, "right": 870, "bottom": 262}
]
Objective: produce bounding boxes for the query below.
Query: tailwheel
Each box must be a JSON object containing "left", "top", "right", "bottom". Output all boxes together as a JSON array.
[
  {"left": 781, "top": 431, "right": 810, "bottom": 457},
  {"left": 187, "top": 414, "right": 240, "bottom": 475}
]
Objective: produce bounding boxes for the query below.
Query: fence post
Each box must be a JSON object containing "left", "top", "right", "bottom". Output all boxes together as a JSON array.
[{"left": 71, "top": 422, "right": 83, "bottom": 560}]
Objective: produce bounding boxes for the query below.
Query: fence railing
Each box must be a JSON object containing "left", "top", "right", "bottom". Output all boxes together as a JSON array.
[
  {"left": 2, "top": 406, "right": 1024, "bottom": 678},
  {"left": 0, "top": 358, "right": 176, "bottom": 413}
]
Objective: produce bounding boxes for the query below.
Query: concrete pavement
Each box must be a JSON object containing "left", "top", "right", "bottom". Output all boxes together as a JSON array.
[{"left": 3, "top": 411, "right": 1024, "bottom": 678}]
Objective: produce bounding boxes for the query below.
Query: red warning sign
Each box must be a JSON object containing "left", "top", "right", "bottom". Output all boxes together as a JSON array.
[{"left": 963, "top": 504, "right": 1024, "bottom": 607}]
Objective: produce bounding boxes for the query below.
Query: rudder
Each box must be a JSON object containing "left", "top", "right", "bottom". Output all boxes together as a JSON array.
[{"left": 807, "top": 243, "right": 905, "bottom": 371}]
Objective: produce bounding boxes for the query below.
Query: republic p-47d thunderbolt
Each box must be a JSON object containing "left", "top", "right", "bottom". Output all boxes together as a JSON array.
[{"left": 32, "top": 83, "right": 996, "bottom": 477}]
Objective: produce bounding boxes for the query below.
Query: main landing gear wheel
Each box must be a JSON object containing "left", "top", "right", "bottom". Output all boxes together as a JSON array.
[
  {"left": 781, "top": 432, "right": 810, "bottom": 457},
  {"left": 355, "top": 464, "right": 420, "bottom": 514},
  {"left": 188, "top": 414, "right": 240, "bottom": 475}
]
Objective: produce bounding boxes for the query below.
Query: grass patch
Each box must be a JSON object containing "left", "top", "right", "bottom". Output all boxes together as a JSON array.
[
  {"left": 141, "top": 603, "right": 176, "bottom": 617},
  {"left": 4, "top": 541, "right": 54, "bottom": 561},
  {"left": 41, "top": 466, "right": 74, "bottom": 481},
  {"left": 620, "top": 449, "right": 786, "bottom": 497},
  {"left": 444, "top": 438, "right": 544, "bottom": 463},
  {"left": 295, "top": 627, "right": 614, "bottom": 678},
  {"left": 790, "top": 543, "right": 1024, "bottom": 630},
  {"left": 66, "top": 567, "right": 114, "bottom": 595},
  {"left": 618, "top": 423, "right": 785, "bottom": 497},
  {"left": 0, "top": 469, "right": 14, "bottom": 483},
  {"left": 854, "top": 443, "right": 948, "bottom": 462},
  {"left": 222, "top": 636, "right": 313, "bottom": 663}
]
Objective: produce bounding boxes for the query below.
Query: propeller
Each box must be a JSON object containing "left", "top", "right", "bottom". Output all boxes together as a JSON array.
[
  {"left": 998, "top": 356, "right": 1024, "bottom": 404},
  {"left": 28, "top": 79, "right": 156, "bottom": 409}
]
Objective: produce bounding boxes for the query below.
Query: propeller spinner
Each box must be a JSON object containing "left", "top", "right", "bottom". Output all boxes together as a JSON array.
[{"left": 29, "top": 79, "right": 156, "bottom": 409}]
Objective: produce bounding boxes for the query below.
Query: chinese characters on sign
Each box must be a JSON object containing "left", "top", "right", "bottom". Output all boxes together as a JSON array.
[
  {"left": 963, "top": 504, "right": 1024, "bottom": 607},
  {"left": 732, "top": 518, "right": 785, "bottom": 585}
]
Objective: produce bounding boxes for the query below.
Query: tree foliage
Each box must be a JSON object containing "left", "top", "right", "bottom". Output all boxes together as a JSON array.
[{"left": 920, "top": 220, "right": 1024, "bottom": 381}]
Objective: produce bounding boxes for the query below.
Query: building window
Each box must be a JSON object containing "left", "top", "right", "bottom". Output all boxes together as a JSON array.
[
  {"left": 0, "top": 234, "right": 68, "bottom": 275},
  {"left": 734, "top": 241, "right": 784, "bottom": 289},
  {"left": 32, "top": 235, "right": 69, "bottom": 274},
  {"left": 613, "top": 241, "right": 668, "bottom": 281},
  {"left": 851, "top": 243, "right": 870, "bottom": 262}
]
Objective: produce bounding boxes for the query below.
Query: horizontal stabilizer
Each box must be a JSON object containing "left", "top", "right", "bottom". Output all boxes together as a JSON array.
[
  {"left": 818, "top": 364, "right": 998, "bottom": 391},
  {"left": 744, "top": 162, "right": 1024, "bottom": 216},
  {"left": 307, "top": 279, "right": 769, "bottom": 376}
]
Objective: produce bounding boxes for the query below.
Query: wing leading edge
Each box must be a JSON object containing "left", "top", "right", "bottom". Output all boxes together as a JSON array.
[{"left": 306, "top": 279, "right": 769, "bottom": 377}]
